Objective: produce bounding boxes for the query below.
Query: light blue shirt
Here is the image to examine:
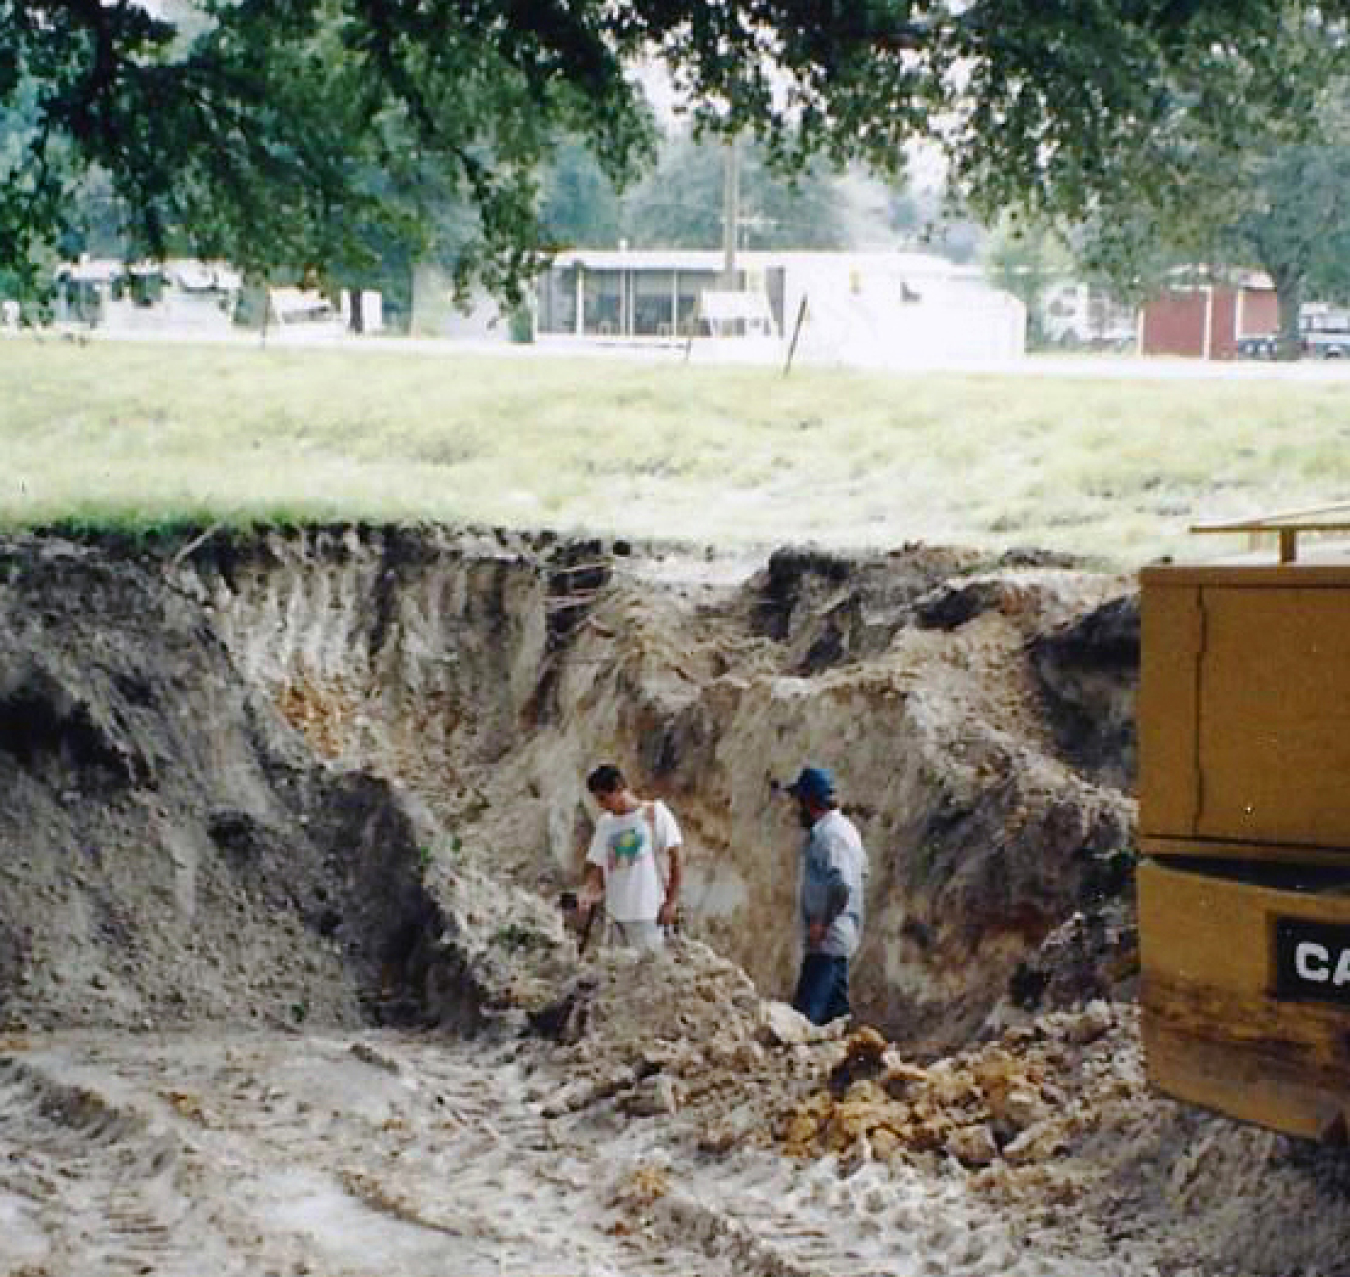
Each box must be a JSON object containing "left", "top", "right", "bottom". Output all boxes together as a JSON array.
[{"left": 799, "top": 808, "right": 868, "bottom": 958}]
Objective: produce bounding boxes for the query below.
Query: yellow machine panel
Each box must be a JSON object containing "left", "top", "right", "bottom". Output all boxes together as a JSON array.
[
  {"left": 1139, "top": 859, "right": 1350, "bottom": 1142},
  {"left": 1139, "top": 534, "right": 1350, "bottom": 1141},
  {"left": 1140, "top": 564, "right": 1350, "bottom": 865}
]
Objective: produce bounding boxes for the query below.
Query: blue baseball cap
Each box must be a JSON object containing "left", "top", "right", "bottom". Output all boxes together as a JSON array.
[{"left": 786, "top": 766, "right": 835, "bottom": 803}]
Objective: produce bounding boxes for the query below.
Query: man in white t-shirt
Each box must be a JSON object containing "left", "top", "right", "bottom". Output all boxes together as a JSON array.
[{"left": 578, "top": 763, "right": 683, "bottom": 952}]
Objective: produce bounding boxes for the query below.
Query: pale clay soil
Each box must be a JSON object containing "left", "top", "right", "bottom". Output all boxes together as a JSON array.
[{"left": 0, "top": 527, "right": 1347, "bottom": 1277}]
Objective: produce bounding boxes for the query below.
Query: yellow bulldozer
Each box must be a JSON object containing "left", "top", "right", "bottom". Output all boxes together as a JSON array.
[{"left": 1139, "top": 504, "right": 1350, "bottom": 1143}]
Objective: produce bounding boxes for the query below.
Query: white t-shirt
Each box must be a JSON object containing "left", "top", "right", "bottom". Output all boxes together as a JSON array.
[{"left": 586, "top": 801, "right": 682, "bottom": 924}]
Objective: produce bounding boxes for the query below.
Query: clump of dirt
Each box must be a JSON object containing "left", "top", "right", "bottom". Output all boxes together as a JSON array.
[
  {"left": 781, "top": 1003, "right": 1131, "bottom": 1169},
  {"left": 765, "top": 1005, "right": 1350, "bottom": 1274}
]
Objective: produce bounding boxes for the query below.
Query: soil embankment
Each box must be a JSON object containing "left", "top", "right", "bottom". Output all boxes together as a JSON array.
[{"left": 161, "top": 525, "right": 1141, "bottom": 1046}]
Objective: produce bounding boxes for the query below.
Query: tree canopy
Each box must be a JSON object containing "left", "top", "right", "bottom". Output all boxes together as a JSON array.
[
  {"left": 1072, "top": 127, "right": 1350, "bottom": 356},
  {"left": 1060, "top": 15, "right": 1350, "bottom": 358},
  {"left": 2, "top": 0, "right": 1345, "bottom": 297}
]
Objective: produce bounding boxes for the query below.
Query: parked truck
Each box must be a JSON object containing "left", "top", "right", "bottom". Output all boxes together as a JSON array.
[
  {"left": 1300, "top": 304, "right": 1350, "bottom": 358},
  {"left": 1234, "top": 301, "right": 1350, "bottom": 359}
]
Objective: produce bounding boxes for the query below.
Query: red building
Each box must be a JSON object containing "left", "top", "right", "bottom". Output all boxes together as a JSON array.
[{"left": 1139, "top": 273, "right": 1278, "bottom": 359}]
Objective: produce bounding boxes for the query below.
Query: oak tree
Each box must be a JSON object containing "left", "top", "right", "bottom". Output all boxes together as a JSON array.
[{"left": 1, "top": 0, "right": 1341, "bottom": 297}]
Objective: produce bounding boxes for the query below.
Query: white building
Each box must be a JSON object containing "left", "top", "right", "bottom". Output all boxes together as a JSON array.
[
  {"left": 1041, "top": 281, "right": 1137, "bottom": 350},
  {"left": 55, "top": 258, "right": 242, "bottom": 334},
  {"left": 530, "top": 249, "right": 1026, "bottom": 365},
  {"left": 54, "top": 259, "right": 383, "bottom": 340}
]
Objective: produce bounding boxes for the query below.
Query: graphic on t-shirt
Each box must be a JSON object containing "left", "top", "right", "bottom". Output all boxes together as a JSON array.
[{"left": 608, "top": 825, "right": 648, "bottom": 870}]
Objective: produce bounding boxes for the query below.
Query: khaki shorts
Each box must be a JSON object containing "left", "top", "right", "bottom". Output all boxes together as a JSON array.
[{"left": 607, "top": 919, "right": 665, "bottom": 952}]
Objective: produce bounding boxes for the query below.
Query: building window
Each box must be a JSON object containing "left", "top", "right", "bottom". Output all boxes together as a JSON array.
[
  {"left": 632, "top": 270, "right": 675, "bottom": 336},
  {"left": 539, "top": 266, "right": 580, "bottom": 334},
  {"left": 583, "top": 270, "right": 623, "bottom": 335}
]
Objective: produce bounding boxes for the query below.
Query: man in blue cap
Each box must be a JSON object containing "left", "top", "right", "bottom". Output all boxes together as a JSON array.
[{"left": 786, "top": 765, "right": 869, "bottom": 1025}]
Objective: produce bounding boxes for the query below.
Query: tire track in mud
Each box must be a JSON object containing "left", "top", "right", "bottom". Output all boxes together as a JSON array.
[
  {"left": 3, "top": 1034, "right": 736, "bottom": 1277},
  {"left": 2, "top": 1035, "right": 531, "bottom": 1277},
  {"left": 642, "top": 1152, "right": 1128, "bottom": 1277},
  {"left": 0, "top": 1055, "right": 210, "bottom": 1276},
  {"left": 1, "top": 1033, "right": 1142, "bottom": 1277}
]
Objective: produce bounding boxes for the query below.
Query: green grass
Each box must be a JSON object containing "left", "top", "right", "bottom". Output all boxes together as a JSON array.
[{"left": 4, "top": 334, "right": 1349, "bottom": 567}]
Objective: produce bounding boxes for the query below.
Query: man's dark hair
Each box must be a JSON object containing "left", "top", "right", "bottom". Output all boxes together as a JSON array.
[{"left": 586, "top": 763, "right": 625, "bottom": 795}]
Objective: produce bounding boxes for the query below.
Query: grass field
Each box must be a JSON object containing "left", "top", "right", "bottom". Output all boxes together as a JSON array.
[{"left": 4, "top": 334, "right": 1348, "bottom": 568}]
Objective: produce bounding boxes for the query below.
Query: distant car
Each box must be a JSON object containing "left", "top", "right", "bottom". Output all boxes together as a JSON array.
[
  {"left": 1235, "top": 334, "right": 1277, "bottom": 359},
  {"left": 1303, "top": 333, "right": 1350, "bottom": 358}
]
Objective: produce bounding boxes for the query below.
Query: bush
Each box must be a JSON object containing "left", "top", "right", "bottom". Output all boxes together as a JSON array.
[{"left": 508, "top": 305, "right": 534, "bottom": 344}]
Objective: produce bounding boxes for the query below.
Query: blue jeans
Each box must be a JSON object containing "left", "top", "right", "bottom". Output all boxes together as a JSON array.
[{"left": 792, "top": 954, "right": 850, "bottom": 1025}]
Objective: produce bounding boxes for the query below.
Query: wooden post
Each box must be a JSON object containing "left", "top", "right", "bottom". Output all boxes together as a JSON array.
[
  {"left": 783, "top": 295, "right": 809, "bottom": 376},
  {"left": 722, "top": 137, "right": 740, "bottom": 290}
]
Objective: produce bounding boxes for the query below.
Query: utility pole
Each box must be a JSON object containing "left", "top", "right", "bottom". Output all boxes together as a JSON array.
[{"left": 721, "top": 135, "right": 740, "bottom": 290}]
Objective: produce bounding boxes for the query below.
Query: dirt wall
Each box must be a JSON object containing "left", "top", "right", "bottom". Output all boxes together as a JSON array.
[
  {"left": 164, "top": 526, "right": 1141, "bottom": 1050},
  {"left": 0, "top": 535, "right": 451, "bottom": 1029}
]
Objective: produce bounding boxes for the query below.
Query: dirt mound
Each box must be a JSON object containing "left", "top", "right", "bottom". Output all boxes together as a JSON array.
[
  {"left": 498, "top": 937, "right": 1350, "bottom": 1277},
  {"left": 0, "top": 535, "right": 449, "bottom": 1030}
]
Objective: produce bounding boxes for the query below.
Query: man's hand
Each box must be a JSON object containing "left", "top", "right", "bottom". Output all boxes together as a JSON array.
[
  {"left": 578, "top": 873, "right": 604, "bottom": 922},
  {"left": 807, "top": 920, "right": 828, "bottom": 950},
  {"left": 658, "top": 898, "right": 678, "bottom": 927}
]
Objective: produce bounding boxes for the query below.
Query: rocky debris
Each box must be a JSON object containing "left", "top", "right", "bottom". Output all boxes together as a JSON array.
[
  {"left": 759, "top": 995, "right": 1350, "bottom": 1277},
  {"left": 826, "top": 1023, "right": 889, "bottom": 1095},
  {"left": 522, "top": 937, "right": 829, "bottom": 1147},
  {"left": 779, "top": 1007, "right": 1134, "bottom": 1173},
  {"left": 622, "top": 1072, "right": 679, "bottom": 1117},
  {"left": 497, "top": 933, "right": 1152, "bottom": 1216},
  {"left": 514, "top": 940, "right": 1350, "bottom": 1277}
]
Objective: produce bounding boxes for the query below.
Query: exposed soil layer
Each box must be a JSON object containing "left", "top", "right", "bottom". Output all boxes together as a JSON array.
[
  {"left": 0, "top": 538, "right": 424, "bottom": 1031},
  {"left": 1, "top": 525, "right": 1143, "bottom": 1040},
  {"left": 1, "top": 525, "right": 1346, "bottom": 1276},
  {"left": 149, "top": 524, "right": 1142, "bottom": 1048}
]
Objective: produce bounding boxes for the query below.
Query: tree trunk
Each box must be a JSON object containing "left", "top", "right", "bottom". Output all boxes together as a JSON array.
[{"left": 1274, "top": 273, "right": 1303, "bottom": 361}]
